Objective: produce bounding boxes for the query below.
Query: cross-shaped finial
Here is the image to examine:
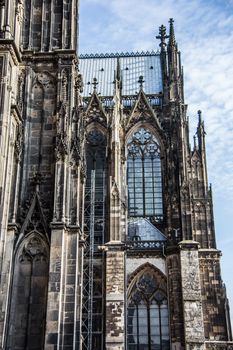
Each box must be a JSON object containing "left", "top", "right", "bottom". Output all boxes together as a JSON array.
[
  {"left": 156, "top": 25, "right": 169, "bottom": 51},
  {"left": 138, "top": 75, "right": 145, "bottom": 89},
  {"left": 92, "top": 77, "right": 98, "bottom": 91},
  {"left": 169, "top": 18, "right": 174, "bottom": 25}
]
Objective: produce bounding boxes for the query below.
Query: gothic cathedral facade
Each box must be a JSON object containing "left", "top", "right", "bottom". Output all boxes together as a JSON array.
[{"left": 0, "top": 1, "right": 232, "bottom": 349}]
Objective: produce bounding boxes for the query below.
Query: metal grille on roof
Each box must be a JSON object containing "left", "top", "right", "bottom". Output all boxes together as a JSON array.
[{"left": 79, "top": 52, "right": 163, "bottom": 98}]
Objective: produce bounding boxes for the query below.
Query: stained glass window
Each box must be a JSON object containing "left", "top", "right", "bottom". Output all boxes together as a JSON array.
[
  {"left": 127, "top": 128, "right": 163, "bottom": 220},
  {"left": 127, "top": 272, "right": 170, "bottom": 350}
]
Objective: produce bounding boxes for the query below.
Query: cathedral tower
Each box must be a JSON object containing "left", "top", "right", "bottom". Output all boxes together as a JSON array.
[
  {"left": 0, "top": 0, "right": 84, "bottom": 349},
  {"left": 0, "top": 1, "right": 231, "bottom": 350}
]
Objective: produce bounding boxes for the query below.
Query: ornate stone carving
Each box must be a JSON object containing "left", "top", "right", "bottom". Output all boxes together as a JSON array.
[
  {"left": 14, "top": 124, "right": 23, "bottom": 161},
  {"left": 19, "top": 234, "right": 48, "bottom": 263},
  {"left": 55, "top": 104, "right": 68, "bottom": 160}
]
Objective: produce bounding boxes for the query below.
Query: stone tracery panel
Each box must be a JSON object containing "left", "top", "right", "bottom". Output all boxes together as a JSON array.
[
  {"left": 7, "top": 233, "right": 49, "bottom": 350},
  {"left": 127, "top": 265, "right": 170, "bottom": 350}
]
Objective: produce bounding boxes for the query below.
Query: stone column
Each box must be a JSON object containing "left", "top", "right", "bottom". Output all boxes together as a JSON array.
[
  {"left": 166, "top": 248, "right": 185, "bottom": 350},
  {"left": 0, "top": 224, "right": 16, "bottom": 347},
  {"left": 179, "top": 241, "right": 205, "bottom": 350},
  {"left": 44, "top": 223, "right": 66, "bottom": 350},
  {"left": 105, "top": 242, "right": 125, "bottom": 350},
  {"left": 45, "top": 223, "right": 82, "bottom": 350}
]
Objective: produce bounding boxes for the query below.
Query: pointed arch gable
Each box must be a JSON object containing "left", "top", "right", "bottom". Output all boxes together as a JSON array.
[
  {"left": 126, "top": 89, "right": 162, "bottom": 133},
  {"left": 7, "top": 232, "right": 49, "bottom": 350},
  {"left": 127, "top": 262, "right": 170, "bottom": 349},
  {"left": 85, "top": 91, "right": 107, "bottom": 126},
  {"left": 127, "top": 262, "right": 167, "bottom": 296}
]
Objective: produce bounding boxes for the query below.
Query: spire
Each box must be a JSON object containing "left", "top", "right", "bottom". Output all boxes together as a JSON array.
[
  {"left": 168, "top": 18, "right": 176, "bottom": 47},
  {"left": 156, "top": 24, "right": 169, "bottom": 52},
  {"left": 114, "top": 58, "right": 122, "bottom": 93},
  {"left": 196, "top": 110, "right": 208, "bottom": 192},
  {"left": 197, "top": 110, "right": 206, "bottom": 152},
  {"left": 193, "top": 135, "right": 197, "bottom": 150},
  {"left": 116, "top": 57, "right": 121, "bottom": 82},
  {"left": 198, "top": 109, "right": 203, "bottom": 128},
  {"left": 156, "top": 25, "right": 169, "bottom": 88},
  {"left": 167, "top": 18, "right": 183, "bottom": 101}
]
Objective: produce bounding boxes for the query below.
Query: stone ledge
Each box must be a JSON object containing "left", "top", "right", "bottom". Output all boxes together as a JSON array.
[
  {"left": 179, "top": 240, "right": 200, "bottom": 250},
  {"left": 106, "top": 294, "right": 124, "bottom": 301}
]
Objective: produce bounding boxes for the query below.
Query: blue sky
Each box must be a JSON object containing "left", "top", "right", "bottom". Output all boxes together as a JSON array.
[{"left": 79, "top": 0, "right": 233, "bottom": 321}]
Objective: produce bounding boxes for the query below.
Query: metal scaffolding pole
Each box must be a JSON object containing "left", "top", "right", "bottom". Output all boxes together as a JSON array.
[
  {"left": 87, "top": 170, "right": 95, "bottom": 350},
  {"left": 81, "top": 170, "right": 95, "bottom": 350}
]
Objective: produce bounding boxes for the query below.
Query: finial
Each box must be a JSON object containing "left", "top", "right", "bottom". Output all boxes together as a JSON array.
[
  {"left": 197, "top": 109, "right": 206, "bottom": 138},
  {"left": 156, "top": 25, "right": 169, "bottom": 51},
  {"left": 138, "top": 75, "right": 145, "bottom": 89},
  {"left": 193, "top": 135, "right": 197, "bottom": 150},
  {"left": 116, "top": 57, "right": 121, "bottom": 81},
  {"left": 92, "top": 77, "right": 98, "bottom": 91},
  {"left": 32, "top": 172, "right": 42, "bottom": 192},
  {"left": 169, "top": 18, "right": 176, "bottom": 46}
]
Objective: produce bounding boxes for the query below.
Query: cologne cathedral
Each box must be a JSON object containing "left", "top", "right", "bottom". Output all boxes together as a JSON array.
[{"left": 0, "top": 0, "right": 232, "bottom": 349}]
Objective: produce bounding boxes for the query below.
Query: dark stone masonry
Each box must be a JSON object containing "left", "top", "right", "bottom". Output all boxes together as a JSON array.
[{"left": 0, "top": 1, "right": 232, "bottom": 349}]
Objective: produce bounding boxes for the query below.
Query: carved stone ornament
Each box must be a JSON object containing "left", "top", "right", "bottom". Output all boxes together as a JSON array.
[
  {"left": 85, "top": 91, "right": 107, "bottom": 126},
  {"left": 19, "top": 234, "right": 48, "bottom": 263},
  {"left": 70, "top": 137, "right": 81, "bottom": 165},
  {"left": 36, "top": 72, "right": 55, "bottom": 87},
  {"left": 75, "top": 73, "right": 84, "bottom": 93},
  {"left": 126, "top": 90, "right": 162, "bottom": 133},
  {"left": 24, "top": 235, "right": 46, "bottom": 257},
  {"left": 55, "top": 104, "right": 69, "bottom": 160},
  {"left": 16, "top": 71, "right": 25, "bottom": 111},
  {"left": 14, "top": 125, "right": 23, "bottom": 160}
]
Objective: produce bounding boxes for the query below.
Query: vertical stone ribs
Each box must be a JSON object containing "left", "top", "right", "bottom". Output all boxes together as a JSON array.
[
  {"left": 20, "top": 71, "right": 56, "bottom": 223},
  {"left": 199, "top": 251, "right": 230, "bottom": 340},
  {"left": 6, "top": 233, "right": 49, "bottom": 350},
  {"left": 105, "top": 248, "right": 125, "bottom": 350},
  {"left": 167, "top": 253, "right": 184, "bottom": 347},
  {"left": 22, "top": 0, "right": 77, "bottom": 52}
]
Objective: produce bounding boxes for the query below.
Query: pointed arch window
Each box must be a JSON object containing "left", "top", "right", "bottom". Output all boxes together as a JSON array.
[
  {"left": 127, "top": 271, "right": 170, "bottom": 350},
  {"left": 127, "top": 127, "right": 163, "bottom": 220},
  {"left": 7, "top": 233, "right": 49, "bottom": 350}
]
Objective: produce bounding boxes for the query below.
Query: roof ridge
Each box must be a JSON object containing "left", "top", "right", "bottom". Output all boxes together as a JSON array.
[{"left": 79, "top": 50, "right": 160, "bottom": 59}]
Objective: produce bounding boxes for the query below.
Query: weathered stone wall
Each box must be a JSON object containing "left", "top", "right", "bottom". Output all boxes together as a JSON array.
[
  {"left": 199, "top": 250, "right": 231, "bottom": 340},
  {"left": 105, "top": 246, "right": 125, "bottom": 350},
  {"left": 180, "top": 241, "right": 205, "bottom": 350},
  {"left": 45, "top": 226, "right": 81, "bottom": 349}
]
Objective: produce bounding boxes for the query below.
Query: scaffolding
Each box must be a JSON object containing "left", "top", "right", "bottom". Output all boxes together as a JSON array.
[{"left": 82, "top": 167, "right": 105, "bottom": 350}]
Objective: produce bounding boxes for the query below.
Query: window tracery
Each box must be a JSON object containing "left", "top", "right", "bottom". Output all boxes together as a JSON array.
[
  {"left": 127, "top": 270, "right": 170, "bottom": 350},
  {"left": 127, "top": 127, "right": 163, "bottom": 221},
  {"left": 7, "top": 233, "right": 49, "bottom": 350}
]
